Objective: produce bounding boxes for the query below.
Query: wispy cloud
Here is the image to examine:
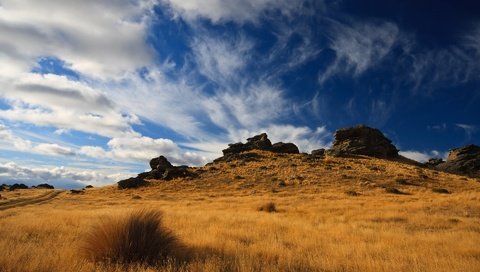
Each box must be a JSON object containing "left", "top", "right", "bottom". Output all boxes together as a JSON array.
[
  {"left": 160, "top": 0, "right": 305, "bottom": 24},
  {"left": 0, "top": 124, "right": 75, "bottom": 156},
  {"left": 320, "top": 21, "right": 400, "bottom": 83},
  {"left": 456, "top": 123, "right": 478, "bottom": 141}
]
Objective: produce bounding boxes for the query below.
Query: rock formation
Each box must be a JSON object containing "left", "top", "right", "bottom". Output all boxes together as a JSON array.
[
  {"left": 436, "top": 144, "right": 480, "bottom": 177},
  {"left": 215, "top": 133, "right": 299, "bottom": 162},
  {"left": 117, "top": 156, "right": 195, "bottom": 189},
  {"left": 327, "top": 125, "right": 399, "bottom": 159}
]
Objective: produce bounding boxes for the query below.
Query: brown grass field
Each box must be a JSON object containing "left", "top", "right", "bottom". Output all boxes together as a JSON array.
[{"left": 1, "top": 151, "right": 480, "bottom": 271}]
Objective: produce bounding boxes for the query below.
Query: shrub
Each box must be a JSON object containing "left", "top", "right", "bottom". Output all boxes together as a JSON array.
[
  {"left": 432, "top": 188, "right": 450, "bottom": 194},
  {"left": 82, "top": 209, "right": 183, "bottom": 266},
  {"left": 258, "top": 202, "right": 277, "bottom": 213},
  {"left": 345, "top": 190, "right": 359, "bottom": 196},
  {"left": 385, "top": 187, "right": 407, "bottom": 195}
]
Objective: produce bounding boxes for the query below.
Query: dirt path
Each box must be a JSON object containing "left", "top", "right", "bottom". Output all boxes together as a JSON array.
[{"left": 0, "top": 190, "right": 64, "bottom": 211}]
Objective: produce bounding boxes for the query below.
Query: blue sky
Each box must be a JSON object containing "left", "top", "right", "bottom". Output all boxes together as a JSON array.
[{"left": 0, "top": 0, "right": 479, "bottom": 188}]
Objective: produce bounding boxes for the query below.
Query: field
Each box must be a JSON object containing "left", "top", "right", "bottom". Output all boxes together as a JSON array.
[{"left": 1, "top": 151, "right": 480, "bottom": 271}]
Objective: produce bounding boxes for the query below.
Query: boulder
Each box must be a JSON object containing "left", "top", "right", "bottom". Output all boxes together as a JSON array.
[
  {"left": 37, "top": 183, "right": 54, "bottom": 189},
  {"left": 9, "top": 183, "right": 29, "bottom": 190},
  {"left": 85, "top": 185, "right": 94, "bottom": 189},
  {"left": 217, "top": 133, "right": 299, "bottom": 162},
  {"left": 117, "top": 177, "right": 149, "bottom": 189},
  {"left": 311, "top": 148, "right": 326, "bottom": 157},
  {"left": 327, "top": 125, "right": 399, "bottom": 159},
  {"left": 149, "top": 156, "right": 174, "bottom": 171},
  {"left": 222, "top": 133, "right": 273, "bottom": 156},
  {"left": 436, "top": 145, "right": 480, "bottom": 177},
  {"left": 271, "top": 142, "right": 299, "bottom": 154},
  {"left": 424, "top": 158, "right": 445, "bottom": 168}
]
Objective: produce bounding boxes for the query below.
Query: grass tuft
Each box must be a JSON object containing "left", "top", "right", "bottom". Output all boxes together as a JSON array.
[
  {"left": 81, "top": 209, "right": 183, "bottom": 266},
  {"left": 258, "top": 202, "right": 277, "bottom": 213}
]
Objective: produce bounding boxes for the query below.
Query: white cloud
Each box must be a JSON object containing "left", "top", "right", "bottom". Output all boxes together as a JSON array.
[
  {"left": 0, "top": 124, "right": 76, "bottom": 156},
  {"left": 320, "top": 21, "right": 399, "bottom": 82},
  {"left": 0, "top": 0, "right": 155, "bottom": 79},
  {"left": 161, "top": 0, "right": 304, "bottom": 24},
  {"left": 399, "top": 150, "right": 447, "bottom": 163},
  {"left": 34, "top": 143, "right": 75, "bottom": 157},
  {"left": 0, "top": 161, "right": 131, "bottom": 187},
  {"left": 0, "top": 73, "right": 139, "bottom": 137},
  {"left": 192, "top": 34, "right": 253, "bottom": 84},
  {"left": 81, "top": 135, "right": 210, "bottom": 166}
]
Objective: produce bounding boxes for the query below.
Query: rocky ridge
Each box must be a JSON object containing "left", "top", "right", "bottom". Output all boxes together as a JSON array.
[{"left": 117, "top": 125, "right": 480, "bottom": 188}]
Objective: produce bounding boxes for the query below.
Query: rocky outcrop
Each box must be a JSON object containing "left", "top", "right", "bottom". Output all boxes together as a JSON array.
[
  {"left": 424, "top": 158, "right": 445, "bottom": 168},
  {"left": 271, "top": 142, "right": 300, "bottom": 154},
  {"left": 327, "top": 125, "right": 399, "bottom": 159},
  {"left": 117, "top": 156, "right": 196, "bottom": 189},
  {"left": 311, "top": 149, "right": 326, "bottom": 157},
  {"left": 118, "top": 177, "right": 149, "bottom": 189},
  {"left": 9, "top": 183, "right": 29, "bottom": 190},
  {"left": 436, "top": 145, "right": 480, "bottom": 177},
  {"left": 215, "top": 133, "right": 299, "bottom": 162},
  {"left": 37, "top": 183, "right": 54, "bottom": 189}
]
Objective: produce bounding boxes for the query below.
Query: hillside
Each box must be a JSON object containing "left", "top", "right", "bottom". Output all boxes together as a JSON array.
[{"left": 1, "top": 145, "right": 480, "bottom": 271}]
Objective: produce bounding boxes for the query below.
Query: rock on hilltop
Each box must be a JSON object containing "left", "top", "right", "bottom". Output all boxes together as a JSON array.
[
  {"left": 214, "top": 133, "right": 299, "bottom": 162},
  {"left": 436, "top": 144, "right": 480, "bottom": 177},
  {"left": 327, "top": 125, "right": 399, "bottom": 159}
]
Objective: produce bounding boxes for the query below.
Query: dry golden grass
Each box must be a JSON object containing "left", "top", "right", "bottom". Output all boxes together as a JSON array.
[{"left": 1, "top": 151, "right": 480, "bottom": 271}]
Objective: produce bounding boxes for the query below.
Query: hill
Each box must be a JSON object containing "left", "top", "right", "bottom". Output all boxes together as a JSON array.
[{"left": 0, "top": 126, "right": 480, "bottom": 271}]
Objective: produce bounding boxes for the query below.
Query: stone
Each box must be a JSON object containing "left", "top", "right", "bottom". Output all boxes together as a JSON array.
[
  {"left": 311, "top": 149, "right": 326, "bottom": 157},
  {"left": 424, "top": 158, "right": 445, "bottom": 168},
  {"left": 36, "top": 183, "right": 54, "bottom": 189},
  {"left": 9, "top": 183, "right": 29, "bottom": 190},
  {"left": 217, "top": 133, "right": 299, "bottom": 162},
  {"left": 271, "top": 142, "right": 299, "bottom": 154},
  {"left": 117, "top": 177, "right": 149, "bottom": 189},
  {"left": 436, "top": 144, "right": 480, "bottom": 177},
  {"left": 327, "top": 125, "right": 399, "bottom": 159},
  {"left": 149, "top": 156, "right": 174, "bottom": 171}
]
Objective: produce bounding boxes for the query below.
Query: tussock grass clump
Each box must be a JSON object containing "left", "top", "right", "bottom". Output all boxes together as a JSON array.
[
  {"left": 385, "top": 187, "right": 408, "bottom": 195},
  {"left": 82, "top": 209, "right": 183, "bottom": 266},
  {"left": 432, "top": 188, "right": 450, "bottom": 194},
  {"left": 345, "top": 190, "right": 359, "bottom": 196},
  {"left": 258, "top": 202, "right": 277, "bottom": 213}
]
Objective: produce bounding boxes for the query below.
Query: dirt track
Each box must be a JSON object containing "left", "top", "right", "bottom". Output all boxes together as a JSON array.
[{"left": 0, "top": 190, "right": 63, "bottom": 211}]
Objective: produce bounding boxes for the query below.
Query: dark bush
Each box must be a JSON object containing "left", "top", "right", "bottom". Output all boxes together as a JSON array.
[
  {"left": 258, "top": 202, "right": 277, "bottom": 213},
  {"left": 432, "top": 188, "right": 450, "bottom": 194},
  {"left": 82, "top": 209, "right": 183, "bottom": 266},
  {"left": 385, "top": 187, "right": 407, "bottom": 195}
]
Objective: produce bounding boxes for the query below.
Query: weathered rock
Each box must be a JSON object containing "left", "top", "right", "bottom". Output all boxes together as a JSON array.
[
  {"left": 149, "top": 156, "right": 174, "bottom": 171},
  {"left": 217, "top": 133, "right": 299, "bottom": 162},
  {"left": 9, "top": 183, "right": 29, "bottom": 190},
  {"left": 311, "top": 149, "right": 326, "bottom": 157},
  {"left": 213, "top": 152, "right": 263, "bottom": 163},
  {"left": 436, "top": 144, "right": 480, "bottom": 177},
  {"left": 85, "top": 185, "right": 94, "bottom": 189},
  {"left": 222, "top": 133, "right": 273, "bottom": 156},
  {"left": 162, "top": 166, "right": 192, "bottom": 180},
  {"left": 117, "top": 177, "right": 149, "bottom": 189},
  {"left": 424, "top": 158, "right": 445, "bottom": 168},
  {"left": 271, "top": 142, "right": 299, "bottom": 154},
  {"left": 36, "top": 183, "right": 54, "bottom": 189},
  {"left": 327, "top": 125, "right": 399, "bottom": 159}
]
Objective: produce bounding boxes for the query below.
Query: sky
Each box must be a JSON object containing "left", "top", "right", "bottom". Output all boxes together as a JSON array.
[{"left": 0, "top": 0, "right": 479, "bottom": 188}]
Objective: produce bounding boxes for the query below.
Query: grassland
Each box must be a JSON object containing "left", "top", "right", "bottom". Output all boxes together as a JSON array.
[{"left": 1, "top": 151, "right": 480, "bottom": 271}]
